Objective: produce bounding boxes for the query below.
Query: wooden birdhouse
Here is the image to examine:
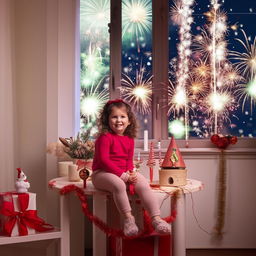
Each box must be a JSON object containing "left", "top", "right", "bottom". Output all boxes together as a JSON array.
[{"left": 159, "top": 136, "right": 187, "bottom": 186}]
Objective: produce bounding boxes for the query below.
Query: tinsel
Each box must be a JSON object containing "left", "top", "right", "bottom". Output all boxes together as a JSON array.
[
  {"left": 210, "top": 134, "right": 237, "bottom": 239},
  {"left": 214, "top": 149, "right": 226, "bottom": 238}
]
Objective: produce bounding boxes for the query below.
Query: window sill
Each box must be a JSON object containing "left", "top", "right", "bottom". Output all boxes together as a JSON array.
[
  {"left": 135, "top": 138, "right": 256, "bottom": 157},
  {"left": 135, "top": 138, "right": 256, "bottom": 149}
]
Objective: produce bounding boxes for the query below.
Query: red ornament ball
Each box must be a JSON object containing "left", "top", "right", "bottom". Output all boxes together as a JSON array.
[
  {"left": 217, "top": 137, "right": 230, "bottom": 149},
  {"left": 211, "top": 134, "right": 219, "bottom": 144},
  {"left": 229, "top": 136, "right": 238, "bottom": 145}
]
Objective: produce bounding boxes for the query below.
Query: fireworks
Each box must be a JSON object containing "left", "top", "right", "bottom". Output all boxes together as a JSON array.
[
  {"left": 169, "top": 0, "right": 183, "bottom": 26},
  {"left": 80, "top": 0, "right": 110, "bottom": 40},
  {"left": 81, "top": 78, "right": 109, "bottom": 122},
  {"left": 81, "top": 44, "right": 109, "bottom": 88},
  {"left": 121, "top": 66, "right": 152, "bottom": 114},
  {"left": 193, "top": 60, "right": 211, "bottom": 78},
  {"left": 188, "top": 75, "right": 209, "bottom": 97},
  {"left": 79, "top": 0, "right": 256, "bottom": 138},
  {"left": 236, "top": 77, "right": 256, "bottom": 113},
  {"left": 230, "top": 29, "right": 256, "bottom": 79},
  {"left": 168, "top": 119, "right": 186, "bottom": 139},
  {"left": 207, "top": 91, "right": 231, "bottom": 113},
  {"left": 122, "top": 0, "right": 152, "bottom": 47},
  {"left": 193, "top": 29, "right": 213, "bottom": 61}
]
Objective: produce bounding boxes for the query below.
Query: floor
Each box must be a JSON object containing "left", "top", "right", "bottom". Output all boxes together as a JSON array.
[
  {"left": 186, "top": 249, "right": 256, "bottom": 256},
  {"left": 85, "top": 249, "right": 256, "bottom": 256}
]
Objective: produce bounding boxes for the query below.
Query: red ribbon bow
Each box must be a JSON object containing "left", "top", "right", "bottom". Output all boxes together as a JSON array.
[
  {"left": 0, "top": 193, "right": 53, "bottom": 236},
  {"left": 106, "top": 99, "right": 124, "bottom": 105}
]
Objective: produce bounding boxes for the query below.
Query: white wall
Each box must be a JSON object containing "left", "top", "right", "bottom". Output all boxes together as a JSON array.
[
  {"left": 0, "top": 0, "right": 83, "bottom": 255},
  {"left": 139, "top": 149, "right": 256, "bottom": 249},
  {"left": 185, "top": 150, "right": 256, "bottom": 248}
]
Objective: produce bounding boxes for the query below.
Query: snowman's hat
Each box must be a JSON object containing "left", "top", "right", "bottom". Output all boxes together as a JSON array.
[
  {"left": 16, "top": 168, "right": 24, "bottom": 179},
  {"left": 161, "top": 136, "right": 186, "bottom": 168}
]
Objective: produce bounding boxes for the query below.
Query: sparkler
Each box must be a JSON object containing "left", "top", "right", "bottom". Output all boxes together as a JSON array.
[
  {"left": 121, "top": 66, "right": 152, "bottom": 114},
  {"left": 170, "top": 0, "right": 194, "bottom": 142},
  {"left": 209, "top": 0, "right": 228, "bottom": 133}
]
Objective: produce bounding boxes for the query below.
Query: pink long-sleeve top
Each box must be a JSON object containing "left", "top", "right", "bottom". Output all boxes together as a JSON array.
[{"left": 92, "top": 132, "right": 134, "bottom": 179}]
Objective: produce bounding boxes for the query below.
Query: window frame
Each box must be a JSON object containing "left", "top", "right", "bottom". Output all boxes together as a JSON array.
[
  {"left": 80, "top": 0, "right": 256, "bottom": 149},
  {"left": 109, "top": 0, "right": 169, "bottom": 140}
]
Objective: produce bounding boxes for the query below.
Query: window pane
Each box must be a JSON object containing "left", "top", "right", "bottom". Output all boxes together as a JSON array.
[
  {"left": 121, "top": 0, "right": 152, "bottom": 139},
  {"left": 168, "top": 0, "right": 256, "bottom": 139},
  {"left": 80, "top": 0, "right": 110, "bottom": 132}
]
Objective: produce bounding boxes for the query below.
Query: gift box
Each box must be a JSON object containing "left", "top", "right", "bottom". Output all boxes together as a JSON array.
[
  {"left": 0, "top": 192, "right": 38, "bottom": 236},
  {"left": 108, "top": 234, "right": 172, "bottom": 256}
]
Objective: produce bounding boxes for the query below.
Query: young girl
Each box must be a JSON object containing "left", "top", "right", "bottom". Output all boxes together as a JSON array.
[{"left": 91, "top": 99, "right": 170, "bottom": 237}]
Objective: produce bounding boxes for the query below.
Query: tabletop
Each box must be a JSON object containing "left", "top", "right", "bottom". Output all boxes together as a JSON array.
[{"left": 49, "top": 177, "right": 204, "bottom": 195}]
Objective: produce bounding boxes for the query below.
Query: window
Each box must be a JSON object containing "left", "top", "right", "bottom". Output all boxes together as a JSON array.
[
  {"left": 80, "top": 0, "right": 110, "bottom": 132},
  {"left": 80, "top": 0, "right": 256, "bottom": 142}
]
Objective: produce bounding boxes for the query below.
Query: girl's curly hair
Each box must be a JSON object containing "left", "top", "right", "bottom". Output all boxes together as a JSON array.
[{"left": 97, "top": 100, "right": 138, "bottom": 138}]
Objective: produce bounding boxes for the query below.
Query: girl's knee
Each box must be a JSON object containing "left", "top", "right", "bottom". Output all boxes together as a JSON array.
[{"left": 113, "top": 180, "right": 127, "bottom": 193}]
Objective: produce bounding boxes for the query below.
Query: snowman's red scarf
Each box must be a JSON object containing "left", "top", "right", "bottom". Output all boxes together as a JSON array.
[{"left": 59, "top": 185, "right": 177, "bottom": 238}]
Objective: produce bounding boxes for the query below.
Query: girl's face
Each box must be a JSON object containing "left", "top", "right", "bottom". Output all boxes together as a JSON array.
[{"left": 108, "top": 106, "right": 130, "bottom": 135}]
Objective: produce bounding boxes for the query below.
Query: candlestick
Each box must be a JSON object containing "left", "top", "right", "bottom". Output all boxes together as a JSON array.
[
  {"left": 147, "top": 141, "right": 156, "bottom": 183},
  {"left": 144, "top": 130, "right": 148, "bottom": 151},
  {"left": 58, "top": 161, "right": 73, "bottom": 177},
  {"left": 157, "top": 140, "right": 162, "bottom": 166},
  {"left": 68, "top": 164, "right": 80, "bottom": 182}
]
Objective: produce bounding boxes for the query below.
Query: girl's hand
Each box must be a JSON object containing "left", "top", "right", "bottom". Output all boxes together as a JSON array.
[{"left": 128, "top": 172, "right": 137, "bottom": 184}]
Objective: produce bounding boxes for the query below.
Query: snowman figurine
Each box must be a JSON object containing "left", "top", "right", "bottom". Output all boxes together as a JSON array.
[{"left": 15, "top": 168, "right": 30, "bottom": 193}]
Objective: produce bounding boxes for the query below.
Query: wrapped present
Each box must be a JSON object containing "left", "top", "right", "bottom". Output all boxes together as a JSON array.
[
  {"left": 0, "top": 192, "right": 53, "bottom": 236},
  {"left": 108, "top": 234, "right": 171, "bottom": 256}
]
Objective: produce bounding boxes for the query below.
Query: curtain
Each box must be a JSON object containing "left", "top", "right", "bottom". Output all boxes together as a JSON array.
[{"left": 0, "top": 0, "right": 15, "bottom": 191}]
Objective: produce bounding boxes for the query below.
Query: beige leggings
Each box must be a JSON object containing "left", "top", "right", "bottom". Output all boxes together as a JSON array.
[{"left": 91, "top": 171, "right": 160, "bottom": 217}]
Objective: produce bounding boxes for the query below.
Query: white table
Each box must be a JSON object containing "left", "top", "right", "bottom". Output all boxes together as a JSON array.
[{"left": 48, "top": 177, "right": 203, "bottom": 256}]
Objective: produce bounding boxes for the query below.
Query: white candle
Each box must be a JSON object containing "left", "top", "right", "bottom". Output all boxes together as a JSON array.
[
  {"left": 68, "top": 164, "right": 80, "bottom": 182},
  {"left": 137, "top": 152, "right": 141, "bottom": 161},
  {"left": 144, "top": 130, "right": 148, "bottom": 151},
  {"left": 58, "top": 161, "right": 73, "bottom": 177},
  {"left": 157, "top": 140, "right": 161, "bottom": 150}
]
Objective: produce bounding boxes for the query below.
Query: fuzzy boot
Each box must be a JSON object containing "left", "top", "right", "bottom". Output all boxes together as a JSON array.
[
  {"left": 152, "top": 218, "right": 171, "bottom": 234},
  {"left": 123, "top": 216, "right": 139, "bottom": 237}
]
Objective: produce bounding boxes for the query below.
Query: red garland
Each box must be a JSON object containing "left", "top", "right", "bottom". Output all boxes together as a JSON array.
[
  {"left": 59, "top": 185, "right": 177, "bottom": 238},
  {"left": 210, "top": 134, "right": 237, "bottom": 149},
  {"left": 0, "top": 193, "right": 54, "bottom": 236},
  {"left": 48, "top": 180, "right": 56, "bottom": 189}
]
